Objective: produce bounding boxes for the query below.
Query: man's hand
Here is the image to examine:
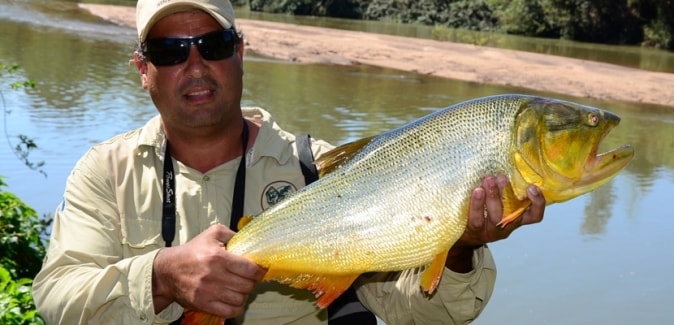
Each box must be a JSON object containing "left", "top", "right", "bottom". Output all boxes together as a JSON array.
[
  {"left": 446, "top": 175, "right": 546, "bottom": 273},
  {"left": 152, "top": 224, "right": 266, "bottom": 318}
]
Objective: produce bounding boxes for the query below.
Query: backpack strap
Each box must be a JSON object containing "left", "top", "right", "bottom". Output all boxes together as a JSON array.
[
  {"left": 295, "top": 134, "right": 377, "bottom": 325},
  {"left": 296, "top": 134, "right": 319, "bottom": 185}
]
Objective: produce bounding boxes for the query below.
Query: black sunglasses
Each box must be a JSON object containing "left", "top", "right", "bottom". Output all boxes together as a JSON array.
[{"left": 142, "top": 29, "right": 240, "bottom": 67}]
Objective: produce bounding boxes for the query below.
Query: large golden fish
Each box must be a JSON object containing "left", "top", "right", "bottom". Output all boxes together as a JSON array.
[{"left": 185, "top": 94, "right": 634, "bottom": 324}]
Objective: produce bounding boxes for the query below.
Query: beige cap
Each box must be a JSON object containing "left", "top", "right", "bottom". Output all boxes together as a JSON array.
[{"left": 136, "top": 0, "right": 236, "bottom": 42}]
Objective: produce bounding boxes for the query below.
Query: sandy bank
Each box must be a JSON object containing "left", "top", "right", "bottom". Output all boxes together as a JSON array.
[{"left": 80, "top": 3, "right": 674, "bottom": 108}]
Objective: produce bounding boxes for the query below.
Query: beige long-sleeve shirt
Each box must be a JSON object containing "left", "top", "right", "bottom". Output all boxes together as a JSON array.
[{"left": 33, "top": 107, "right": 496, "bottom": 325}]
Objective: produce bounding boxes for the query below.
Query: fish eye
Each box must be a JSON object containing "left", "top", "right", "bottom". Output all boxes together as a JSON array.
[{"left": 586, "top": 112, "right": 599, "bottom": 126}]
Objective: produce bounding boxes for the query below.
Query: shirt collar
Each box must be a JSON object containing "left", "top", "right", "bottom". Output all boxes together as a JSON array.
[
  {"left": 134, "top": 108, "right": 294, "bottom": 166},
  {"left": 242, "top": 107, "right": 295, "bottom": 167}
]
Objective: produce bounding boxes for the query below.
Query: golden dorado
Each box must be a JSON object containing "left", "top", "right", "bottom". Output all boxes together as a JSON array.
[{"left": 185, "top": 94, "right": 634, "bottom": 324}]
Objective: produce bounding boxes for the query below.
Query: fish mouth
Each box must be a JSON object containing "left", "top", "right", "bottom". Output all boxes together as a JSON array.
[
  {"left": 576, "top": 112, "right": 635, "bottom": 191},
  {"left": 582, "top": 144, "right": 635, "bottom": 183}
]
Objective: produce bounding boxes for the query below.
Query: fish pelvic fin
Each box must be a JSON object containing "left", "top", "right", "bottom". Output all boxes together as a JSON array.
[
  {"left": 264, "top": 268, "right": 359, "bottom": 309},
  {"left": 181, "top": 310, "right": 224, "bottom": 325},
  {"left": 420, "top": 251, "right": 449, "bottom": 294},
  {"left": 315, "top": 136, "right": 375, "bottom": 177},
  {"left": 497, "top": 184, "right": 532, "bottom": 228}
]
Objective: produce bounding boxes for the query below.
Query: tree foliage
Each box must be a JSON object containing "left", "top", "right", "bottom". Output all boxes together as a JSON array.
[
  {"left": 0, "top": 178, "right": 51, "bottom": 280},
  {"left": 0, "top": 176, "right": 49, "bottom": 324},
  {"left": 0, "top": 266, "right": 44, "bottom": 325},
  {"left": 243, "top": 0, "right": 674, "bottom": 50}
]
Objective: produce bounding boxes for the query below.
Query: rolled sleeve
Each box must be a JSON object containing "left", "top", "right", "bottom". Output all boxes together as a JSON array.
[
  {"left": 355, "top": 245, "right": 497, "bottom": 325},
  {"left": 131, "top": 250, "right": 183, "bottom": 323}
]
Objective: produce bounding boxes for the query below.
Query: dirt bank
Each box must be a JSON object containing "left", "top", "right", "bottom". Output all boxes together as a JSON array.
[{"left": 80, "top": 3, "right": 674, "bottom": 108}]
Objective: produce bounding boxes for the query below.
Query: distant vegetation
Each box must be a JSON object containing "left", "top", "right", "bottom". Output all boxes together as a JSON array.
[{"left": 232, "top": 0, "right": 674, "bottom": 50}]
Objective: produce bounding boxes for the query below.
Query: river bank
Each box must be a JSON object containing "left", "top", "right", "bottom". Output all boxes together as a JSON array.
[{"left": 80, "top": 3, "right": 674, "bottom": 108}]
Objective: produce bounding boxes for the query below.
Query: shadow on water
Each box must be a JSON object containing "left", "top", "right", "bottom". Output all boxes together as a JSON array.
[{"left": 1, "top": 1, "right": 674, "bottom": 325}]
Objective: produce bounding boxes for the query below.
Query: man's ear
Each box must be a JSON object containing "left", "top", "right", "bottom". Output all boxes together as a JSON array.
[{"left": 133, "top": 52, "right": 149, "bottom": 89}]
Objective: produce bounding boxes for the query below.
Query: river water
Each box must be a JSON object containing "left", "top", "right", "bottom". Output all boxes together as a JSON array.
[{"left": 1, "top": 1, "right": 673, "bottom": 324}]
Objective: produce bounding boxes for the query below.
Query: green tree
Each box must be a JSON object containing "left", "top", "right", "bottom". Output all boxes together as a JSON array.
[
  {"left": 634, "top": 0, "right": 674, "bottom": 50},
  {"left": 0, "top": 178, "right": 51, "bottom": 280},
  {"left": 0, "top": 265, "right": 44, "bottom": 325},
  {"left": 545, "top": 0, "right": 642, "bottom": 44},
  {"left": 492, "top": 0, "right": 554, "bottom": 37},
  {"left": 446, "top": 0, "right": 498, "bottom": 31}
]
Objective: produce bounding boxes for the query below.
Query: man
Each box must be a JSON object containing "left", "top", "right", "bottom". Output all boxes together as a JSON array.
[{"left": 32, "top": 0, "right": 545, "bottom": 324}]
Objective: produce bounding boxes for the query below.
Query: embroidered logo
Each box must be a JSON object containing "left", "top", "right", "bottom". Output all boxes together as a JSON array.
[{"left": 261, "top": 181, "right": 297, "bottom": 209}]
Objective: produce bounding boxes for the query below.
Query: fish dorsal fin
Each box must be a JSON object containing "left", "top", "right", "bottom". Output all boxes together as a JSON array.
[
  {"left": 496, "top": 184, "right": 531, "bottom": 228},
  {"left": 315, "top": 136, "right": 375, "bottom": 177},
  {"left": 264, "top": 268, "right": 359, "bottom": 308},
  {"left": 237, "top": 216, "right": 254, "bottom": 231}
]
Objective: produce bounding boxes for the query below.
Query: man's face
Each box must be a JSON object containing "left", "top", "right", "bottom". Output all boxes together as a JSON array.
[{"left": 138, "top": 10, "right": 244, "bottom": 131}]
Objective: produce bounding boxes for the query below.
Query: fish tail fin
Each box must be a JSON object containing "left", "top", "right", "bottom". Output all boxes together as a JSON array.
[
  {"left": 264, "top": 268, "right": 359, "bottom": 308},
  {"left": 181, "top": 310, "right": 224, "bottom": 325},
  {"left": 497, "top": 184, "right": 531, "bottom": 228},
  {"left": 420, "top": 251, "right": 449, "bottom": 294}
]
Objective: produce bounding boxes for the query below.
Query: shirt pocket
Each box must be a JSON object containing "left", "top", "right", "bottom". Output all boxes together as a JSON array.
[{"left": 120, "top": 212, "right": 164, "bottom": 253}]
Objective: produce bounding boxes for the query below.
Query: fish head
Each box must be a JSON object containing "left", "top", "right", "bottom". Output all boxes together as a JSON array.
[{"left": 512, "top": 97, "right": 634, "bottom": 203}]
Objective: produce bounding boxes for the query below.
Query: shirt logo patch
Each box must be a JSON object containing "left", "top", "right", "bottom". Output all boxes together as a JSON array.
[{"left": 261, "top": 181, "right": 298, "bottom": 210}]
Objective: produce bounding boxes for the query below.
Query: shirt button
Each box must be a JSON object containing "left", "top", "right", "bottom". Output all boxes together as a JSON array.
[
  {"left": 139, "top": 313, "right": 147, "bottom": 321},
  {"left": 203, "top": 175, "right": 210, "bottom": 181}
]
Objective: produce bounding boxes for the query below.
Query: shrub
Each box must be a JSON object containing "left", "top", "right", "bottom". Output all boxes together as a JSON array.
[
  {"left": 0, "top": 266, "right": 44, "bottom": 325},
  {"left": 0, "top": 176, "right": 49, "bottom": 323},
  {"left": 0, "top": 178, "right": 50, "bottom": 280}
]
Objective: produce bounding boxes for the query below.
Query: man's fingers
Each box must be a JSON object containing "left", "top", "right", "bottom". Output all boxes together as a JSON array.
[
  {"left": 521, "top": 186, "right": 545, "bottom": 226},
  {"left": 468, "top": 187, "right": 487, "bottom": 229},
  {"left": 208, "top": 224, "right": 236, "bottom": 245},
  {"left": 205, "top": 298, "right": 246, "bottom": 319},
  {"left": 483, "top": 176, "right": 503, "bottom": 225}
]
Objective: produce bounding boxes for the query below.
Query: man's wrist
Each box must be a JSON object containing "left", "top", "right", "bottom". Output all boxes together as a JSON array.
[
  {"left": 152, "top": 248, "right": 174, "bottom": 313},
  {"left": 445, "top": 245, "right": 480, "bottom": 273}
]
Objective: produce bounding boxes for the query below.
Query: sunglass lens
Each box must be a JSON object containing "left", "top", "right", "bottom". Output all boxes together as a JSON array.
[
  {"left": 145, "top": 39, "right": 190, "bottom": 66},
  {"left": 197, "top": 31, "right": 237, "bottom": 61}
]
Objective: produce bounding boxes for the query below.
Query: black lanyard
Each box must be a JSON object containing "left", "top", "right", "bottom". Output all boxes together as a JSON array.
[{"left": 162, "top": 120, "right": 249, "bottom": 247}]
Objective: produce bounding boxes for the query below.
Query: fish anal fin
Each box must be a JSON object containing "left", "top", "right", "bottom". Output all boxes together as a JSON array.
[
  {"left": 237, "top": 216, "right": 254, "bottom": 231},
  {"left": 264, "top": 268, "right": 359, "bottom": 309},
  {"left": 497, "top": 184, "right": 532, "bottom": 228},
  {"left": 420, "top": 251, "right": 449, "bottom": 294},
  {"left": 315, "top": 136, "right": 375, "bottom": 177},
  {"left": 181, "top": 310, "right": 223, "bottom": 325}
]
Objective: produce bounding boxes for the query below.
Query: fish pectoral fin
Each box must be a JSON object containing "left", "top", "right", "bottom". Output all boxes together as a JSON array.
[
  {"left": 237, "top": 216, "right": 254, "bottom": 231},
  {"left": 181, "top": 310, "right": 223, "bottom": 325},
  {"left": 497, "top": 185, "right": 532, "bottom": 228},
  {"left": 315, "top": 136, "right": 375, "bottom": 177},
  {"left": 265, "top": 268, "right": 359, "bottom": 309},
  {"left": 420, "top": 251, "right": 449, "bottom": 294}
]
